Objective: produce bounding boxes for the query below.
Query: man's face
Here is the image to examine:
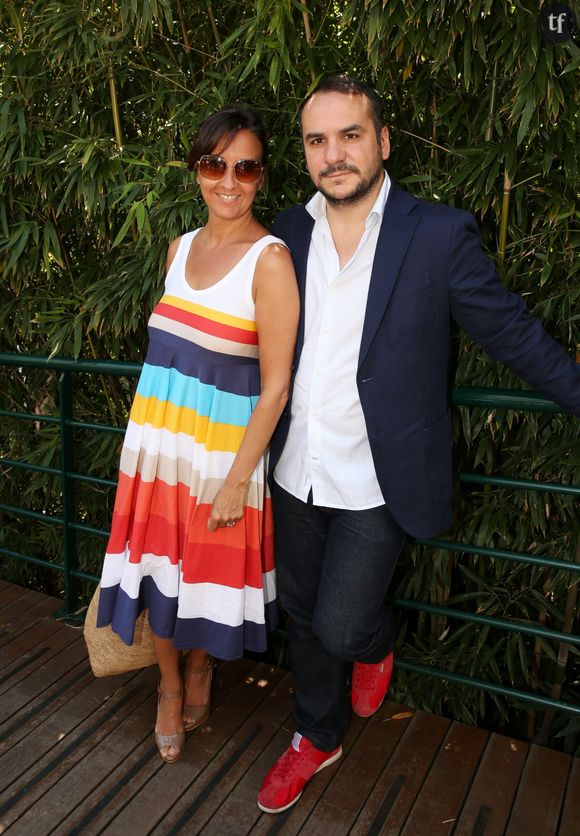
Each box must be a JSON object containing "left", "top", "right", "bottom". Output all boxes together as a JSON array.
[{"left": 300, "top": 91, "right": 390, "bottom": 207}]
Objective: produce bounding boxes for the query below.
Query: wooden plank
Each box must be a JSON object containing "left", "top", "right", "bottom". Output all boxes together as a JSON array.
[
  {"left": 400, "top": 722, "right": 488, "bottom": 836},
  {"left": 0, "top": 583, "right": 30, "bottom": 609},
  {"left": 106, "top": 664, "right": 288, "bottom": 835},
  {"left": 0, "top": 668, "right": 141, "bottom": 822},
  {"left": 559, "top": 755, "right": 580, "bottom": 836},
  {"left": 0, "top": 623, "right": 81, "bottom": 701},
  {"left": 0, "top": 641, "right": 91, "bottom": 752},
  {"left": 0, "top": 586, "right": 58, "bottom": 619},
  {"left": 50, "top": 658, "right": 267, "bottom": 835},
  {"left": 298, "top": 704, "right": 415, "bottom": 836},
  {"left": 0, "top": 617, "right": 64, "bottom": 668},
  {"left": 153, "top": 670, "right": 295, "bottom": 836},
  {"left": 506, "top": 744, "right": 571, "bottom": 836},
  {"left": 0, "top": 590, "right": 58, "bottom": 644},
  {"left": 454, "top": 733, "right": 529, "bottom": 836},
  {"left": 348, "top": 710, "right": 450, "bottom": 836},
  {"left": 198, "top": 675, "right": 374, "bottom": 836},
  {"left": 8, "top": 686, "right": 160, "bottom": 836}
]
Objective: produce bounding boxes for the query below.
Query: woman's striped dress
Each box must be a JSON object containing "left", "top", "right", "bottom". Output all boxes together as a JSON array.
[{"left": 97, "top": 231, "right": 281, "bottom": 659}]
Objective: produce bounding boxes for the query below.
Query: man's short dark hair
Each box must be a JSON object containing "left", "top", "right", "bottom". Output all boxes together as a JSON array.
[
  {"left": 187, "top": 105, "right": 268, "bottom": 171},
  {"left": 298, "top": 76, "right": 386, "bottom": 140}
]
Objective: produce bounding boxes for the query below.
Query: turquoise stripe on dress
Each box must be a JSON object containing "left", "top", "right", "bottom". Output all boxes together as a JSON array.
[{"left": 136, "top": 363, "right": 259, "bottom": 427}]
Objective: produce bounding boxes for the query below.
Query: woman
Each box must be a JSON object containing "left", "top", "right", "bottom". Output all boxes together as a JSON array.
[{"left": 97, "top": 106, "right": 299, "bottom": 763}]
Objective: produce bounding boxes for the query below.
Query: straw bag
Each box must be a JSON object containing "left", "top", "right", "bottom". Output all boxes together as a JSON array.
[{"left": 84, "top": 585, "right": 157, "bottom": 677}]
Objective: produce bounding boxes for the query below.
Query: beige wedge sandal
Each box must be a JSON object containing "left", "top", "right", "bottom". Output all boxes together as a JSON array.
[
  {"left": 183, "top": 660, "right": 213, "bottom": 733},
  {"left": 155, "top": 686, "right": 186, "bottom": 763}
]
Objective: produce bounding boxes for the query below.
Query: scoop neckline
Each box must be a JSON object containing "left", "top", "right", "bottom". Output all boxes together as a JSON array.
[{"left": 180, "top": 230, "right": 273, "bottom": 296}]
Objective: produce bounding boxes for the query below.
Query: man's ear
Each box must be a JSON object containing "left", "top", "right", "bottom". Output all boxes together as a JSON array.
[{"left": 380, "top": 126, "right": 390, "bottom": 161}]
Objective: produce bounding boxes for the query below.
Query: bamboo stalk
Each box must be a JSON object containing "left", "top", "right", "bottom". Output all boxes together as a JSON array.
[
  {"left": 429, "top": 92, "right": 438, "bottom": 196},
  {"left": 108, "top": 63, "right": 123, "bottom": 149},
  {"left": 108, "top": 0, "right": 123, "bottom": 149},
  {"left": 207, "top": 2, "right": 223, "bottom": 51},
  {"left": 535, "top": 529, "right": 580, "bottom": 746},
  {"left": 176, "top": 0, "right": 191, "bottom": 52},
  {"left": 498, "top": 170, "right": 512, "bottom": 273},
  {"left": 485, "top": 61, "right": 498, "bottom": 143},
  {"left": 300, "top": 0, "right": 317, "bottom": 84},
  {"left": 301, "top": 0, "right": 313, "bottom": 47},
  {"left": 526, "top": 569, "right": 551, "bottom": 739}
]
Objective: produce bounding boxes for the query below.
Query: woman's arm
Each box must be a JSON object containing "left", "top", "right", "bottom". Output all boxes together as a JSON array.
[
  {"left": 166, "top": 236, "right": 181, "bottom": 271},
  {"left": 207, "top": 243, "right": 299, "bottom": 530}
]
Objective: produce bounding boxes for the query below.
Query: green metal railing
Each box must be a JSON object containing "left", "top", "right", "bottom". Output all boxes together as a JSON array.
[{"left": 1, "top": 352, "right": 579, "bottom": 717}]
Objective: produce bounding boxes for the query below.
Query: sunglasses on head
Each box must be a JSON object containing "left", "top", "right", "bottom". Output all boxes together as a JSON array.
[{"left": 196, "top": 154, "right": 263, "bottom": 184}]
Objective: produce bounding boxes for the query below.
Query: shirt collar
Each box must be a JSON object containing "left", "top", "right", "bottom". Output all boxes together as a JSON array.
[{"left": 305, "top": 170, "right": 391, "bottom": 225}]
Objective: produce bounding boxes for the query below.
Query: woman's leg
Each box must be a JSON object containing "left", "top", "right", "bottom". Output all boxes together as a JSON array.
[
  {"left": 183, "top": 647, "right": 212, "bottom": 729},
  {"left": 154, "top": 635, "right": 184, "bottom": 761}
]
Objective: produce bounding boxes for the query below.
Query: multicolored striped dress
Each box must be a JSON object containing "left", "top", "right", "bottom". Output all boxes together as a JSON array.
[{"left": 97, "top": 230, "right": 281, "bottom": 659}]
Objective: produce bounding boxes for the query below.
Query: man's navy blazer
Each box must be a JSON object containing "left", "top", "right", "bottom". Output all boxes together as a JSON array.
[{"left": 270, "top": 183, "right": 580, "bottom": 539}]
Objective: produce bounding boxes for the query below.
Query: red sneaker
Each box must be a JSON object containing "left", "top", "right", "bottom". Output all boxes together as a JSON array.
[
  {"left": 351, "top": 650, "right": 394, "bottom": 717},
  {"left": 257, "top": 734, "right": 342, "bottom": 813}
]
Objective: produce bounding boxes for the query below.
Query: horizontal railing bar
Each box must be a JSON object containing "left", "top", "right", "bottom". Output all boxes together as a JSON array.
[
  {"left": 0, "top": 459, "right": 117, "bottom": 488},
  {"left": 0, "top": 408, "right": 59, "bottom": 425},
  {"left": 451, "top": 387, "right": 564, "bottom": 413},
  {"left": 1, "top": 504, "right": 110, "bottom": 537},
  {"left": 67, "top": 420, "right": 126, "bottom": 434},
  {"left": 0, "top": 546, "right": 65, "bottom": 572},
  {"left": 388, "top": 597, "right": 580, "bottom": 645},
  {"left": 0, "top": 502, "right": 63, "bottom": 525},
  {"left": 0, "top": 458, "right": 60, "bottom": 477},
  {"left": 70, "top": 568, "right": 101, "bottom": 583},
  {"left": 0, "top": 547, "right": 99, "bottom": 583},
  {"left": 459, "top": 472, "right": 580, "bottom": 496},
  {"left": 395, "top": 659, "right": 580, "bottom": 715},
  {"left": 70, "top": 522, "right": 110, "bottom": 538},
  {"left": 415, "top": 538, "right": 580, "bottom": 574},
  {"left": 68, "top": 473, "right": 117, "bottom": 488},
  {"left": 0, "top": 355, "right": 567, "bottom": 411},
  {"left": 0, "top": 353, "right": 142, "bottom": 377}
]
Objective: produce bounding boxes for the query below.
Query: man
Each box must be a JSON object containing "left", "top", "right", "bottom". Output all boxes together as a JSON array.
[{"left": 257, "top": 76, "right": 580, "bottom": 814}]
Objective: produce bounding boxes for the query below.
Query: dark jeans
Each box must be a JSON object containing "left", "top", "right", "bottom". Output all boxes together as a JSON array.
[{"left": 272, "top": 481, "right": 406, "bottom": 751}]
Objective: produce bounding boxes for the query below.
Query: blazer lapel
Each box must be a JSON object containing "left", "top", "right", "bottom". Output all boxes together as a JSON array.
[
  {"left": 358, "top": 185, "right": 419, "bottom": 366},
  {"left": 284, "top": 209, "right": 314, "bottom": 362}
]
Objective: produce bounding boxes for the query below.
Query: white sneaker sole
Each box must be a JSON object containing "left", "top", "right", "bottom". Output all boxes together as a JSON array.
[{"left": 257, "top": 746, "right": 343, "bottom": 814}]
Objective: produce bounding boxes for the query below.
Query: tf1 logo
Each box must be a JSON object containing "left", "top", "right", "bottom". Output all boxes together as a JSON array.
[{"left": 537, "top": 4, "right": 577, "bottom": 42}]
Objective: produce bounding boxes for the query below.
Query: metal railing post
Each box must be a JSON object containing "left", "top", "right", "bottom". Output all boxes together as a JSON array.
[{"left": 56, "top": 370, "right": 78, "bottom": 617}]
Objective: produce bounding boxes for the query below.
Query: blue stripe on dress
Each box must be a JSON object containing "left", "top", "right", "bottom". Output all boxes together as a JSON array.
[
  {"left": 99, "top": 579, "right": 277, "bottom": 660},
  {"left": 136, "top": 363, "right": 259, "bottom": 427},
  {"left": 145, "top": 329, "right": 261, "bottom": 397}
]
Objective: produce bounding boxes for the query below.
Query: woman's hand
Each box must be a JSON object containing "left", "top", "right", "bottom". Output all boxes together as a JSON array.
[{"left": 207, "top": 483, "right": 247, "bottom": 531}]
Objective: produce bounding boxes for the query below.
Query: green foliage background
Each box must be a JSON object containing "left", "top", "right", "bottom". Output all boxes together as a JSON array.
[{"left": 1, "top": 1, "right": 579, "bottom": 749}]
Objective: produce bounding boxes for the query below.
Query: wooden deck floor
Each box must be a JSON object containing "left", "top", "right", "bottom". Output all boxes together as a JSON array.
[{"left": 0, "top": 579, "right": 578, "bottom": 836}]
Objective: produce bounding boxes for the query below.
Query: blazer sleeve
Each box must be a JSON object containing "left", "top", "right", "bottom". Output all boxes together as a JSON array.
[{"left": 447, "top": 211, "right": 580, "bottom": 416}]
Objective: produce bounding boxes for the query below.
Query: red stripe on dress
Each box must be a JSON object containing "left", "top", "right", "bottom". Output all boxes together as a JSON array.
[
  {"left": 106, "top": 473, "right": 274, "bottom": 576},
  {"left": 155, "top": 302, "right": 258, "bottom": 345}
]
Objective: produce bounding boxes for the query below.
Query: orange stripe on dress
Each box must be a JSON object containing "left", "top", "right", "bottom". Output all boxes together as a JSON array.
[
  {"left": 106, "top": 513, "right": 273, "bottom": 588},
  {"left": 106, "top": 473, "right": 272, "bottom": 562},
  {"left": 155, "top": 301, "right": 258, "bottom": 346}
]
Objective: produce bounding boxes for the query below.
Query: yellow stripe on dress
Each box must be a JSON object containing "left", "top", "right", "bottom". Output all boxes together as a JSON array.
[{"left": 130, "top": 393, "right": 245, "bottom": 452}]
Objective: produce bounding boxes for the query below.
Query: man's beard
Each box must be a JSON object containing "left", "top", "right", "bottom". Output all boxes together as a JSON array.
[{"left": 317, "top": 159, "right": 383, "bottom": 207}]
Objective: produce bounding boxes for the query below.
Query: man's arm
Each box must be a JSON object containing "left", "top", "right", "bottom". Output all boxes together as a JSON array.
[{"left": 447, "top": 211, "right": 580, "bottom": 416}]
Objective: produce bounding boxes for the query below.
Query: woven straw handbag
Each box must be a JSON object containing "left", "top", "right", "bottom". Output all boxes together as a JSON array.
[{"left": 84, "top": 585, "right": 157, "bottom": 677}]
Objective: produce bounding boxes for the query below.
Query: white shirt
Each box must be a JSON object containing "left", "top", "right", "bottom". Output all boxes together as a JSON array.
[{"left": 274, "top": 172, "right": 390, "bottom": 509}]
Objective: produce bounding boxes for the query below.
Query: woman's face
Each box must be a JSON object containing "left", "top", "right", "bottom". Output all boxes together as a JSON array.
[{"left": 196, "top": 129, "right": 264, "bottom": 222}]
